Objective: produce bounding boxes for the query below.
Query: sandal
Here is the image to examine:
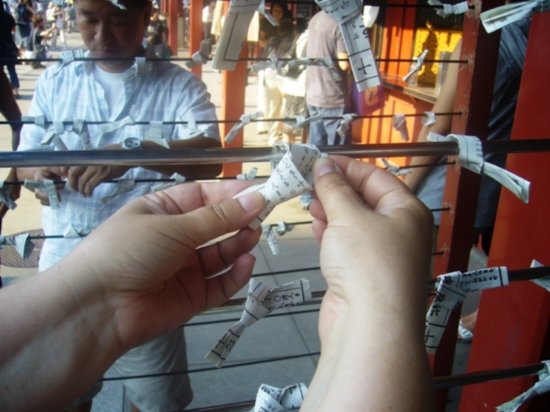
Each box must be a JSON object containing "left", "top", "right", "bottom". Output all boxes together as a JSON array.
[{"left": 458, "top": 321, "right": 474, "bottom": 342}]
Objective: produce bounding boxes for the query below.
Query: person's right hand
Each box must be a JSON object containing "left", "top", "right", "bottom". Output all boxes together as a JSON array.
[
  {"left": 309, "top": 156, "right": 433, "bottom": 342},
  {"left": 302, "top": 156, "right": 435, "bottom": 412},
  {"left": 25, "top": 166, "right": 67, "bottom": 206}
]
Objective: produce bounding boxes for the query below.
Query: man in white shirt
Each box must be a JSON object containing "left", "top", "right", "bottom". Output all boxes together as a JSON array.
[{"left": 16, "top": 0, "right": 221, "bottom": 411}]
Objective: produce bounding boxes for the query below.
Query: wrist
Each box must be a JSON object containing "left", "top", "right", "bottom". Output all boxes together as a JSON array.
[{"left": 53, "top": 250, "right": 125, "bottom": 357}]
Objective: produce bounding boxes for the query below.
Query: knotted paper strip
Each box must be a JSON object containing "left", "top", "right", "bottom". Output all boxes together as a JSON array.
[
  {"left": 252, "top": 383, "right": 307, "bottom": 412},
  {"left": 236, "top": 144, "right": 324, "bottom": 230},
  {"left": 212, "top": 0, "right": 262, "bottom": 70},
  {"left": 425, "top": 267, "right": 509, "bottom": 353},
  {"left": 497, "top": 361, "right": 550, "bottom": 411},
  {"left": 481, "top": 0, "right": 547, "bottom": 33},
  {"left": 24, "top": 180, "right": 60, "bottom": 209},
  {"left": 403, "top": 49, "right": 429, "bottom": 82},
  {"left": 429, "top": 133, "right": 530, "bottom": 203},
  {"left": 315, "top": 0, "right": 381, "bottom": 90},
  {"left": 0, "top": 233, "right": 35, "bottom": 259},
  {"left": 206, "top": 278, "right": 312, "bottom": 367}
]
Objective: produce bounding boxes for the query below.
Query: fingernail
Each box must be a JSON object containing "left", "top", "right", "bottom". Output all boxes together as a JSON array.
[
  {"left": 314, "top": 157, "right": 336, "bottom": 178},
  {"left": 237, "top": 191, "right": 265, "bottom": 212}
]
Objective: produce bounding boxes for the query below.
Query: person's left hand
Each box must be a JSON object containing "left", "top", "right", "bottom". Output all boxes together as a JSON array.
[
  {"left": 63, "top": 180, "right": 265, "bottom": 350},
  {"left": 66, "top": 165, "right": 129, "bottom": 197}
]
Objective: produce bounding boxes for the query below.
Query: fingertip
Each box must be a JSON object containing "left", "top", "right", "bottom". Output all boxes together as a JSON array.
[
  {"left": 313, "top": 157, "right": 338, "bottom": 179},
  {"left": 236, "top": 190, "right": 265, "bottom": 213}
]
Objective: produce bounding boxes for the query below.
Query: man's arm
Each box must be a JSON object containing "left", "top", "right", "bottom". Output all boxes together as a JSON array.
[
  {"left": 403, "top": 42, "right": 462, "bottom": 192},
  {"left": 0, "top": 180, "right": 265, "bottom": 412}
]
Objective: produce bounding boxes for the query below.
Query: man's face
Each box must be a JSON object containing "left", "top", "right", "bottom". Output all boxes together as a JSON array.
[{"left": 76, "top": 0, "right": 151, "bottom": 73}]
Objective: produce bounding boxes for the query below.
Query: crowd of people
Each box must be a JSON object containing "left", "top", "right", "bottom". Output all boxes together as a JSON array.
[{"left": 0, "top": 0, "right": 78, "bottom": 91}]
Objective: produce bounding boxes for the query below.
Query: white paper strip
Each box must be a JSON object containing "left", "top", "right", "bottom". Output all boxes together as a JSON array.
[
  {"left": 237, "top": 167, "right": 258, "bottom": 181},
  {"left": 235, "top": 144, "right": 323, "bottom": 230},
  {"left": 185, "top": 39, "right": 212, "bottom": 68},
  {"left": 23, "top": 179, "right": 60, "bottom": 209},
  {"left": 381, "top": 158, "right": 412, "bottom": 177},
  {"left": 151, "top": 173, "right": 187, "bottom": 193},
  {"left": 73, "top": 119, "right": 92, "bottom": 150},
  {"left": 262, "top": 224, "right": 280, "bottom": 255},
  {"left": 0, "top": 233, "right": 35, "bottom": 259},
  {"left": 252, "top": 383, "right": 307, "bottom": 412},
  {"left": 63, "top": 224, "right": 90, "bottom": 239},
  {"left": 429, "top": 133, "right": 530, "bottom": 203},
  {"left": 427, "top": 0, "right": 469, "bottom": 18},
  {"left": 530, "top": 259, "right": 550, "bottom": 292},
  {"left": 41, "top": 122, "right": 68, "bottom": 151},
  {"left": 425, "top": 274, "right": 467, "bottom": 352},
  {"left": 423, "top": 111, "right": 437, "bottom": 127},
  {"left": 403, "top": 49, "right": 428, "bottom": 82},
  {"left": 225, "top": 111, "right": 264, "bottom": 144},
  {"left": 206, "top": 278, "right": 312, "bottom": 367},
  {"left": 481, "top": 1, "right": 542, "bottom": 33},
  {"left": 274, "top": 221, "right": 294, "bottom": 236},
  {"left": 97, "top": 116, "right": 134, "bottom": 134},
  {"left": 315, "top": 0, "right": 381, "bottom": 90},
  {"left": 392, "top": 113, "right": 409, "bottom": 142},
  {"left": 425, "top": 267, "right": 509, "bottom": 353},
  {"left": 0, "top": 181, "right": 17, "bottom": 210},
  {"left": 496, "top": 361, "right": 550, "bottom": 412},
  {"left": 22, "top": 115, "right": 47, "bottom": 128},
  {"left": 212, "top": 0, "right": 262, "bottom": 70},
  {"left": 337, "top": 113, "right": 357, "bottom": 139}
]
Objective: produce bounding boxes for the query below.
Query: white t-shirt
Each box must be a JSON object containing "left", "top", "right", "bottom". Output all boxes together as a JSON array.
[{"left": 93, "top": 65, "right": 129, "bottom": 115}]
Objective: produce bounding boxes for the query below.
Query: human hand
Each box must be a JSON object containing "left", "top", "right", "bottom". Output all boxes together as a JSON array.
[
  {"left": 66, "top": 165, "right": 129, "bottom": 197},
  {"left": 63, "top": 180, "right": 265, "bottom": 349},
  {"left": 309, "top": 156, "right": 433, "bottom": 342}
]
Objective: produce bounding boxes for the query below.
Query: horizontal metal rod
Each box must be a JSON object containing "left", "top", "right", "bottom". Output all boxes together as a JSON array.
[
  {"left": 2, "top": 140, "right": 549, "bottom": 168},
  {"left": 1, "top": 143, "right": 458, "bottom": 167},
  {"left": 433, "top": 362, "right": 544, "bottom": 389}
]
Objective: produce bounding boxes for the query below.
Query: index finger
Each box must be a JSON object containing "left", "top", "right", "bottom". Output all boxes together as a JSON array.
[{"left": 325, "top": 156, "right": 421, "bottom": 216}]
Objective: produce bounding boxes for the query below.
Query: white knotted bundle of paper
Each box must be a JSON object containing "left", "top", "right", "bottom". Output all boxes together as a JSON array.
[{"left": 206, "top": 278, "right": 312, "bottom": 367}]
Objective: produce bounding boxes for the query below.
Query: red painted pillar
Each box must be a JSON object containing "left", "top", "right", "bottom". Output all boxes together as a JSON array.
[
  {"left": 459, "top": 12, "right": 550, "bottom": 411},
  {"left": 167, "top": 0, "right": 179, "bottom": 54},
  {"left": 189, "top": 0, "right": 202, "bottom": 78},
  {"left": 429, "top": 3, "right": 502, "bottom": 411}
]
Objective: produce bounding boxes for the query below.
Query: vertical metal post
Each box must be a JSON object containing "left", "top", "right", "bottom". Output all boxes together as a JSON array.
[{"left": 189, "top": 0, "right": 203, "bottom": 78}]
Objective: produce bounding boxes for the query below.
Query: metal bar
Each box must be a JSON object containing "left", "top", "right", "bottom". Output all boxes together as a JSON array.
[
  {"left": 0, "top": 143, "right": 459, "bottom": 167},
  {"left": 433, "top": 362, "right": 544, "bottom": 389},
  {"left": 3, "top": 139, "right": 550, "bottom": 168}
]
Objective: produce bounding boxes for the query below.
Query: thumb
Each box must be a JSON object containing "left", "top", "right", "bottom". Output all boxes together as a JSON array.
[
  {"left": 178, "top": 190, "right": 265, "bottom": 246},
  {"left": 313, "top": 157, "right": 368, "bottom": 223}
]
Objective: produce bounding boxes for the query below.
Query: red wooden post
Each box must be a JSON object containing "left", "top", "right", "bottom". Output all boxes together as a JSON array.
[
  {"left": 189, "top": 1, "right": 202, "bottom": 78},
  {"left": 218, "top": 2, "right": 247, "bottom": 177},
  {"left": 167, "top": 0, "right": 179, "bottom": 54},
  {"left": 459, "top": 12, "right": 550, "bottom": 411},
  {"left": 430, "top": 4, "right": 502, "bottom": 410}
]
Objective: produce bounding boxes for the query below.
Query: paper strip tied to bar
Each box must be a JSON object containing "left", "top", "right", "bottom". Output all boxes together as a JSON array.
[
  {"left": 315, "top": 0, "right": 381, "bottom": 90},
  {"left": 237, "top": 143, "right": 323, "bottom": 230},
  {"left": 206, "top": 278, "right": 312, "bottom": 368}
]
